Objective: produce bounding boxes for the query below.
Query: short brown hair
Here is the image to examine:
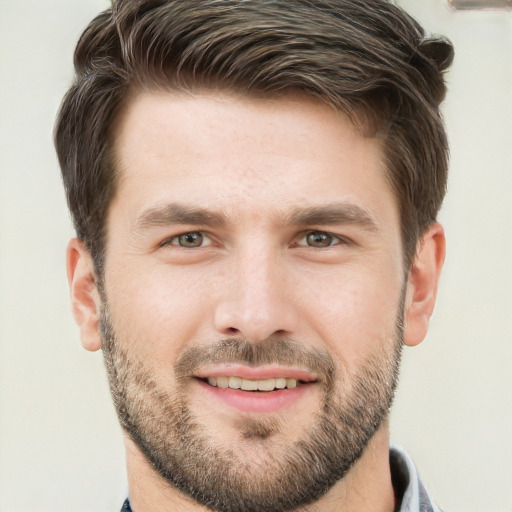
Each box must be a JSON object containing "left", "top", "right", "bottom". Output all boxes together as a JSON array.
[{"left": 55, "top": 0, "right": 453, "bottom": 273}]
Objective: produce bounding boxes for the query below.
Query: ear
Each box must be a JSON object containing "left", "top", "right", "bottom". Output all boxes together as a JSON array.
[
  {"left": 66, "top": 238, "right": 102, "bottom": 351},
  {"left": 403, "top": 223, "right": 446, "bottom": 347}
]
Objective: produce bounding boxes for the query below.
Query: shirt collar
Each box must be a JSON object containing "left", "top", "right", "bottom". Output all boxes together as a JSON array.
[{"left": 390, "top": 445, "right": 443, "bottom": 512}]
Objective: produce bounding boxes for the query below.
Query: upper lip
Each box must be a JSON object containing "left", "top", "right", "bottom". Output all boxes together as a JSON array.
[{"left": 192, "top": 364, "right": 318, "bottom": 382}]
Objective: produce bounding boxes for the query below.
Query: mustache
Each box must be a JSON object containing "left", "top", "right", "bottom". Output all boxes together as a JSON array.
[{"left": 175, "top": 338, "right": 336, "bottom": 384}]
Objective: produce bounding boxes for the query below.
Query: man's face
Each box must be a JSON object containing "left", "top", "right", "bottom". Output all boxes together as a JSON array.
[{"left": 101, "top": 91, "right": 406, "bottom": 511}]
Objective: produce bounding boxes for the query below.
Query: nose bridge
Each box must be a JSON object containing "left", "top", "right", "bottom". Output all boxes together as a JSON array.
[
  {"left": 240, "top": 242, "right": 278, "bottom": 314},
  {"left": 214, "top": 238, "right": 298, "bottom": 342}
]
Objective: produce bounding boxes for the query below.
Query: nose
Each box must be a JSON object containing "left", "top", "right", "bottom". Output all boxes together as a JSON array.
[{"left": 214, "top": 244, "right": 299, "bottom": 343}]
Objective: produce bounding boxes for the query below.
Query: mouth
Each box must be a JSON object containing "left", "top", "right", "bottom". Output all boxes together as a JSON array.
[
  {"left": 192, "top": 366, "right": 318, "bottom": 413},
  {"left": 201, "top": 376, "right": 303, "bottom": 391}
]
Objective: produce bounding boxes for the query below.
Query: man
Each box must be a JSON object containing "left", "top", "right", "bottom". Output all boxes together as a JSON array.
[{"left": 54, "top": 0, "right": 453, "bottom": 511}]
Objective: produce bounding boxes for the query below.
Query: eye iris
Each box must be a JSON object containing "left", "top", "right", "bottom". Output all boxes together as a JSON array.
[
  {"left": 179, "top": 232, "right": 203, "bottom": 247},
  {"left": 307, "top": 231, "right": 332, "bottom": 248}
]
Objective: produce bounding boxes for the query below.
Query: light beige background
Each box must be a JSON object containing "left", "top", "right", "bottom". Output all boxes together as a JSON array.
[{"left": 0, "top": 1, "right": 510, "bottom": 511}]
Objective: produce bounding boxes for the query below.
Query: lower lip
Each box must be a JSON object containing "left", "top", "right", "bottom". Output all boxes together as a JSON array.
[{"left": 197, "top": 379, "right": 313, "bottom": 413}]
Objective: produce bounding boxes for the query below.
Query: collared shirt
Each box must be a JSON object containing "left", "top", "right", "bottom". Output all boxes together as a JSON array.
[
  {"left": 389, "top": 446, "right": 443, "bottom": 512},
  {"left": 120, "top": 446, "right": 443, "bottom": 512}
]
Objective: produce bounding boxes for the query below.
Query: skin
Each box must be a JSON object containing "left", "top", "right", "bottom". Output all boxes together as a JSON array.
[{"left": 67, "top": 91, "right": 445, "bottom": 512}]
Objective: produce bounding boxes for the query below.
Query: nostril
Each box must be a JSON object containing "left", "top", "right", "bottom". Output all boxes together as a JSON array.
[{"left": 214, "top": 299, "right": 299, "bottom": 343}]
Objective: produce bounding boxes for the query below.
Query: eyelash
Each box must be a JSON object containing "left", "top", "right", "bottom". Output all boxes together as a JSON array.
[
  {"left": 295, "top": 230, "right": 346, "bottom": 249},
  {"left": 160, "top": 230, "right": 349, "bottom": 249},
  {"left": 160, "top": 231, "right": 212, "bottom": 249}
]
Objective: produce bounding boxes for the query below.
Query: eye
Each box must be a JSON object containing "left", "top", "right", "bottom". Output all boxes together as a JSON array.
[
  {"left": 299, "top": 231, "right": 343, "bottom": 248},
  {"left": 162, "top": 231, "right": 211, "bottom": 248}
]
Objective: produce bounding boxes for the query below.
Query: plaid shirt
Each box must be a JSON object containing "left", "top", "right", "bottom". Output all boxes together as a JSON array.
[{"left": 120, "top": 446, "right": 442, "bottom": 512}]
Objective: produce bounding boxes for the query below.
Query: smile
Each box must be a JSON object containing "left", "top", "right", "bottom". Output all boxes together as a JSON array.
[
  {"left": 194, "top": 368, "right": 318, "bottom": 413},
  {"left": 205, "top": 376, "right": 300, "bottom": 391}
]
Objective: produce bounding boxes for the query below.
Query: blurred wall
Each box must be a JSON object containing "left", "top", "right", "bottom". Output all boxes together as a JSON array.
[{"left": 0, "top": 1, "right": 510, "bottom": 511}]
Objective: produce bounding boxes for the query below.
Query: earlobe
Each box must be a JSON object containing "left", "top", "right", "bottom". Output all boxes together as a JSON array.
[
  {"left": 403, "top": 223, "right": 446, "bottom": 347},
  {"left": 66, "top": 238, "right": 102, "bottom": 352}
]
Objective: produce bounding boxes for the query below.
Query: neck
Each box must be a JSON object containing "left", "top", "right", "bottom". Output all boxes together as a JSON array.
[{"left": 125, "top": 421, "right": 395, "bottom": 512}]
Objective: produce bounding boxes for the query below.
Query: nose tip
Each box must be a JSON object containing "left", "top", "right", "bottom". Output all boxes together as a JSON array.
[
  {"left": 214, "top": 301, "right": 297, "bottom": 343},
  {"left": 213, "top": 241, "right": 301, "bottom": 342},
  {"left": 213, "top": 258, "right": 299, "bottom": 343}
]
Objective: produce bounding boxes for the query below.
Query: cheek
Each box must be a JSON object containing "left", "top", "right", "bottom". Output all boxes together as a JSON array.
[
  {"left": 295, "top": 266, "right": 403, "bottom": 370},
  {"left": 104, "top": 263, "right": 214, "bottom": 364}
]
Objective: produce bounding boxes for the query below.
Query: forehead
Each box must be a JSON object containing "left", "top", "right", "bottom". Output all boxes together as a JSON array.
[{"left": 110, "top": 90, "right": 397, "bottom": 229}]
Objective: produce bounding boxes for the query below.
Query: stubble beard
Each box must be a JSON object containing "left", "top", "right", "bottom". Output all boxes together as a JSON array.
[{"left": 100, "top": 305, "right": 404, "bottom": 512}]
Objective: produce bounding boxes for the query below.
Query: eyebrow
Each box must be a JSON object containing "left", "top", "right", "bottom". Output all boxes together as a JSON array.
[
  {"left": 284, "top": 203, "right": 379, "bottom": 232},
  {"left": 135, "top": 203, "right": 229, "bottom": 231},
  {"left": 134, "top": 202, "right": 379, "bottom": 232}
]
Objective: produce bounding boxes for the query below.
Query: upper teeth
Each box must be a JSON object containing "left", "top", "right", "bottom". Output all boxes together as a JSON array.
[{"left": 207, "top": 376, "right": 298, "bottom": 391}]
